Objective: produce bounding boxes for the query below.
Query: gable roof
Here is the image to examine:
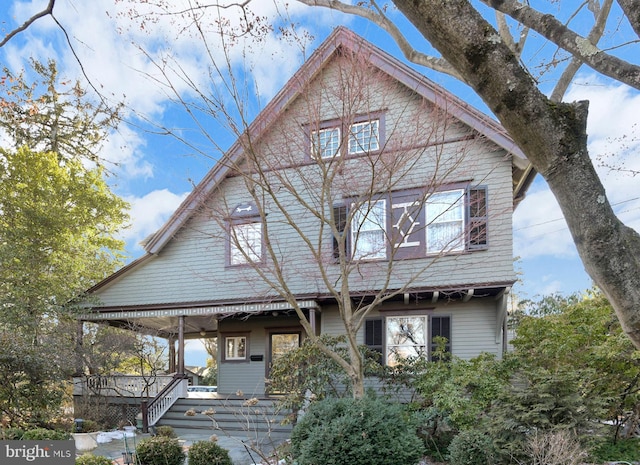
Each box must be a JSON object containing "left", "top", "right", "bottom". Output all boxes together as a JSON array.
[{"left": 142, "top": 27, "right": 532, "bottom": 257}]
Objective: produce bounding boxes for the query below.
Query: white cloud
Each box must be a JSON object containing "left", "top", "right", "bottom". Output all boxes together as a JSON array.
[
  {"left": 121, "top": 189, "right": 189, "bottom": 253},
  {"left": 513, "top": 184, "right": 576, "bottom": 260},
  {"left": 103, "top": 126, "right": 154, "bottom": 180},
  {"left": 514, "top": 77, "right": 640, "bottom": 260}
]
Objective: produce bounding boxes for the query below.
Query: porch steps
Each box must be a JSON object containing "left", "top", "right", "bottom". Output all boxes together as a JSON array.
[{"left": 155, "top": 397, "right": 294, "bottom": 441}]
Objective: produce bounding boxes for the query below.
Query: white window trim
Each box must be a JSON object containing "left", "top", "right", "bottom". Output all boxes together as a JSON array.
[
  {"left": 225, "top": 336, "right": 247, "bottom": 361},
  {"left": 312, "top": 127, "right": 341, "bottom": 159},
  {"left": 425, "top": 189, "right": 466, "bottom": 254},
  {"left": 230, "top": 222, "right": 262, "bottom": 265},
  {"left": 385, "top": 315, "right": 428, "bottom": 366},
  {"left": 351, "top": 199, "right": 387, "bottom": 260},
  {"left": 348, "top": 120, "right": 380, "bottom": 154}
]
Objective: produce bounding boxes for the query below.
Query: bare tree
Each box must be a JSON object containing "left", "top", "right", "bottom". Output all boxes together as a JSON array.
[{"left": 146, "top": 34, "right": 510, "bottom": 397}]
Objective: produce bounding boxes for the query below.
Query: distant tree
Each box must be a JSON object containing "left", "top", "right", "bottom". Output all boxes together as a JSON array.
[
  {"left": 0, "top": 60, "right": 128, "bottom": 427},
  {"left": 0, "top": 59, "right": 121, "bottom": 166}
]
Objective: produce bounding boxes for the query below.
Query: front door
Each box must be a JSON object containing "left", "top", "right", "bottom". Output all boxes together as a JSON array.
[{"left": 267, "top": 331, "right": 301, "bottom": 393}]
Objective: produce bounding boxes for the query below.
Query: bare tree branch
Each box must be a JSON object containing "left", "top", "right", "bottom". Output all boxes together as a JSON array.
[
  {"left": 295, "top": 0, "right": 462, "bottom": 80},
  {"left": 0, "top": 0, "right": 56, "bottom": 48},
  {"left": 551, "top": 0, "right": 614, "bottom": 101},
  {"left": 481, "top": 0, "right": 640, "bottom": 91},
  {"left": 617, "top": 0, "right": 640, "bottom": 38}
]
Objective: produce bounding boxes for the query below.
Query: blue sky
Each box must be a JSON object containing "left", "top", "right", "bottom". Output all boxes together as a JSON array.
[{"left": 2, "top": 0, "right": 639, "bottom": 365}]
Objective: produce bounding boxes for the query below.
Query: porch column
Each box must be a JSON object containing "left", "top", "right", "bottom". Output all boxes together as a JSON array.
[
  {"left": 309, "top": 308, "right": 316, "bottom": 335},
  {"left": 168, "top": 337, "right": 176, "bottom": 373},
  {"left": 75, "top": 320, "right": 84, "bottom": 376},
  {"left": 177, "top": 315, "right": 185, "bottom": 375}
]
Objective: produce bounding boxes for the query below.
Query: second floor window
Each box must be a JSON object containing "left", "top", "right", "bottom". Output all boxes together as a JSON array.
[
  {"left": 426, "top": 189, "right": 465, "bottom": 253},
  {"left": 348, "top": 120, "right": 379, "bottom": 154},
  {"left": 351, "top": 199, "right": 387, "bottom": 260},
  {"left": 312, "top": 127, "right": 341, "bottom": 159},
  {"left": 335, "top": 186, "right": 488, "bottom": 262}
]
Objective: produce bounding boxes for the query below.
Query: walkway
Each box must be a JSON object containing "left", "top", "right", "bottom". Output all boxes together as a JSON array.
[{"left": 83, "top": 429, "right": 284, "bottom": 465}]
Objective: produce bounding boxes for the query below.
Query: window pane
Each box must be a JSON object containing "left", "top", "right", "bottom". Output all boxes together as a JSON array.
[
  {"left": 348, "top": 120, "right": 379, "bottom": 154},
  {"left": 271, "top": 334, "right": 300, "bottom": 360},
  {"left": 386, "top": 316, "right": 427, "bottom": 366},
  {"left": 426, "top": 190, "right": 464, "bottom": 253},
  {"left": 231, "top": 222, "right": 262, "bottom": 264},
  {"left": 352, "top": 200, "right": 386, "bottom": 259},
  {"left": 312, "top": 127, "right": 340, "bottom": 158},
  {"left": 226, "top": 336, "right": 246, "bottom": 360}
]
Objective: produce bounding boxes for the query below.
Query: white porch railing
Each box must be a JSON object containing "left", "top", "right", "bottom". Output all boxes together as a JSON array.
[
  {"left": 73, "top": 375, "right": 175, "bottom": 398},
  {"left": 143, "top": 376, "right": 189, "bottom": 429}
]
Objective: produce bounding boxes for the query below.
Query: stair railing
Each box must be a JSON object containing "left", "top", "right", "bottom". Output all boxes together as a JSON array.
[{"left": 140, "top": 374, "right": 188, "bottom": 432}]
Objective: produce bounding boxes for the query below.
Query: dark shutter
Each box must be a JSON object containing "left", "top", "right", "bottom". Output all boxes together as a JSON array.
[
  {"left": 365, "top": 318, "right": 383, "bottom": 364},
  {"left": 468, "top": 187, "right": 488, "bottom": 249},
  {"left": 430, "top": 316, "right": 451, "bottom": 361},
  {"left": 332, "top": 205, "right": 348, "bottom": 260}
]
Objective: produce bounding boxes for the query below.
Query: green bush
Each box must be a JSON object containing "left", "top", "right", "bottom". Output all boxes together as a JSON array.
[
  {"left": 1, "top": 427, "right": 25, "bottom": 439},
  {"left": 590, "top": 437, "right": 640, "bottom": 463},
  {"left": 75, "top": 454, "right": 114, "bottom": 465},
  {"left": 187, "top": 440, "right": 232, "bottom": 465},
  {"left": 22, "top": 428, "right": 71, "bottom": 440},
  {"left": 447, "top": 430, "right": 496, "bottom": 465},
  {"left": 77, "top": 419, "right": 102, "bottom": 433},
  {"left": 291, "top": 396, "right": 423, "bottom": 465},
  {"left": 154, "top": 425, "right": 176, "bottom": 438},
  {"left": 136, "top": 436, "right": 185, "bottom": 465}
]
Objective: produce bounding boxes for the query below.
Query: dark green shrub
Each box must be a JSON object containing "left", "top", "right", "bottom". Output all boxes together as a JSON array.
[
  {"left": 154, "top": 425, "right": 176, "bottom": 438},
  {"left": 187, "top": 440, "right": 232, "bottom": 465},
  {"left": 75, "top": 454, "right": 114, "bottom": 465},
  {"left": 291, "top": 396, "right": 423, "bottom": 465},
  {"left": 447, "top": 430, "right": 495, "bottom": 465},
  {"left": 77, "top": 419, "right": 102, "bottom": 433},
  {"left": 22, "top": 428, "right": 71, "bottom": 440},
  {"left": 590, "top": 437, "right": 640, "bottom": 463},
  {"left": 136, "top": 436, "right": 185, "bottom": 465},
  {"left": 1, "top": 427, "right": 25, "bottom": 439}
]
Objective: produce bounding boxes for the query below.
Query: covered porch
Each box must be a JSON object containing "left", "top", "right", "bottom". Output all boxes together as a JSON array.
[{"left": 76, "top": 300, "right": 320, "bottom": 431}]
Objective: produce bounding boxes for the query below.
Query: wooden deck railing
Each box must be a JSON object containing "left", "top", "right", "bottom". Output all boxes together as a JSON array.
[{"left": 72, "top": 375, "right": 175, "bottom": 398}]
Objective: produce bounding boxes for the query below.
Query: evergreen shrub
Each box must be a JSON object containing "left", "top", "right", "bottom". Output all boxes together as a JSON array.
[
  {"left": 136, "top": 436, "right": 185, "bottom": 465},
  {"left": 187, "top": 440, "right": 232, "bottom": 465},
  {"left": 154, "top": 425, "right": 176, "bottom": 438},
  {"left": 291, "top": 396, "right": 423, "bottom": 465},
  {"left": 447, "top": 430, "right": 496, "bottom": 465},
  {"left": 75, "top": 454, "right": 114, "bottom": 465},
  {"left": 22, "top": 428, "right": 71, "bottom": 440}
]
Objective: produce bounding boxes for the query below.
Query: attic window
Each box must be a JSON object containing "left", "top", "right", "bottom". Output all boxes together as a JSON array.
[
  {"left": 348, "top": 120, "right": 379, "bottom": 154},
  {"left": 228, "top": 202, "right": 263, "bottom": 266}
]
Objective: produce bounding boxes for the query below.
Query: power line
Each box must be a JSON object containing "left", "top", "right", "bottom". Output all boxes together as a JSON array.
[{"left": 513, "top": 195, "right": 640, "bottom": 232}]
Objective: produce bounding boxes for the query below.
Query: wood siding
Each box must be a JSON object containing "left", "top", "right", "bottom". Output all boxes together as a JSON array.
[
  {"left": 92, "top": 56, "right": 515, "bottom": 309},
  {"left": 321, "top": 297, "right": 503, "bottom": 360}
]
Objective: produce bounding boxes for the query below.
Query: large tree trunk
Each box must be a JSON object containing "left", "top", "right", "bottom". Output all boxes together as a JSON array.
[{"left": 393, "top": 0, "right": 640, "bottom": 347}]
